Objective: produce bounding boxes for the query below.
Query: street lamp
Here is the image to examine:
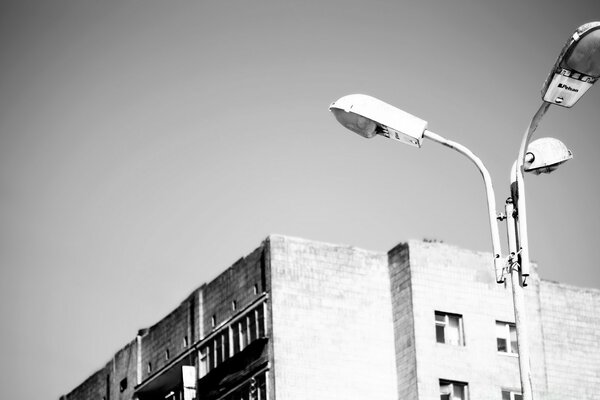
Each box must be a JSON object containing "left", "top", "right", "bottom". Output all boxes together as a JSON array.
[
  {"left": 507, "top": 22, "right": 600, "bottom": 400},
  {"left": 330, "top": 94, "right": 505, "bottom": 282},
  {"left": 542, "top": 21, "right": 600, "bottom": 107},
  {"left": 329, "top": 96, "right": 573, "bottom": 284},
  {"left": 329, "top": 21, "right": 599, "bottom": 400},
  {"left": 516, "top": 21, "right": 600, "bottom": 280}
]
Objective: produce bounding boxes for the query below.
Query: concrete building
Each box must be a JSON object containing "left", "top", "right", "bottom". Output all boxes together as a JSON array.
[{"left": 60, "top": 235, "right": 600, "bottom": 400}]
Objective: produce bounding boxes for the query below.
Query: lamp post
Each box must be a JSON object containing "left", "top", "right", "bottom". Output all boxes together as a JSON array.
[
  {"left": 506, "top": 138, "right": 573, "bottom": 400},
  {"left": 508, "top": 22, "right": 599, "bottom": 398},
  {"left": 330, "top": 94, "right": 505, "bottom": 283},
  {"left": 329, "top": 22, "right": 600, "bottom": 400}
]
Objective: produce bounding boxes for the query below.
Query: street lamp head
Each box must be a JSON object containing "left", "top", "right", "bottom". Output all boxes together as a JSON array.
[
  {"left": 542, "top": 21, "right": 600, "bottom": 107},
  {"left": 329, "top": 102, "right": 378, "bottom": 139},
  {"left": 524, "top": 137, "right": 573, "bottom": 175},
  {"left": 329, "top": 94, "right": 427, "bottom": 147}
]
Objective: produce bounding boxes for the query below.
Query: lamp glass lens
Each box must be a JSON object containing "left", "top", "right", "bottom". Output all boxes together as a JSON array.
[
  {"left": 565, "top": 30, "right": 600, "bottom": 77},
  {"left": 330, "top": 109, "right": 377, "bottom": 138}
]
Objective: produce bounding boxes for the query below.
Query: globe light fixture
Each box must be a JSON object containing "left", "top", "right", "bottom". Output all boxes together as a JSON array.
[{"left": 524, "top": 137, "right": 573, "bottom": 175}]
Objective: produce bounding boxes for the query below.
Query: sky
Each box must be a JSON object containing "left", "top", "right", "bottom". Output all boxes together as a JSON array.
[{"left": 1, "top": 1, "right": 599, "bottom": 399}]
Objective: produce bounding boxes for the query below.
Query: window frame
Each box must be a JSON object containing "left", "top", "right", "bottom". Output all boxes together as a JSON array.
[
  {"left": 435, "top": 311, "right": 465, "bottom": 346},
  {"left": 439, "top": 379, "right": 468, "bottom": 400},
  {"left": 501, "top": 389, "right": 523, "bottom": 400},
  {"left": 496, "top": 321, "right": 518, "bottom": 355}
]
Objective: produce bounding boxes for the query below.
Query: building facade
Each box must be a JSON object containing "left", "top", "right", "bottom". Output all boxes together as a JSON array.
[{"left": 60, "top": 235, "right": 600, "bottom": 400}]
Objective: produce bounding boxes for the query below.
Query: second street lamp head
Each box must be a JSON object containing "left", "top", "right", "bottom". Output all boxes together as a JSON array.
[
  {"left": 524, "top": 137, "right": 573, "bottom": 175},
  {"left": 329, "top": 94, "right": 427, "bottom": 147},
  {"left": 542, "top": 21, "right": 600, "bottom": 107}
]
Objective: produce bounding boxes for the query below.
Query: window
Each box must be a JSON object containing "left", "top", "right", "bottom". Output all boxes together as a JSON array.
[
  {"left": 239, "top": 317, "right": 248, "bottom": 350},
  {"left": 232, "top": 300, "right": 237, "bottom": 310},
  {"left": 439, "top": 379, "right": 468, "bottom": 400},
  {"left": 256, "top": 304, "right": 265, "bottom": 337},
  {"left": 249, "top": 311, "right": 257, "bottom": 342},
  {"left": 435, "top": 311, "right": 464, "bottom": 346},
  {"left": 223, "top": 372, "right": 267, "bottom": 400},
  {"left": 215, "top": 331, "right": 229, "bottom": 365},
  {"left": 233, "top": 320, "right": 241, "bottom": 354},
  {"left": 211, "top": 315, "right": 216, "bottom": 327},
  {"left": 502, "top": 389, "right": 523, "bottom": 400},
  {"left": 147, "top": 362, "right": 152, "bottom": 373},
  {"left": 232, "top": 303, "right": 266, "bottom": 355},
  {"left": 199, "top": 331, "right": 230, "bottom": 378},
  {"left": 183, "top": 335, "right": 188, "bottom": 348},
  {"left": 496, "top": 321, "right": 518, "bottom": 354},
  {"left": 119, "top": 378, "right": 127, "bottom": 393},
  {"left": 199, "top": 301, "right": 267, "bottom": 379},
  {"left": 199, "top": 346, "right": 210, "bottom": 377}
]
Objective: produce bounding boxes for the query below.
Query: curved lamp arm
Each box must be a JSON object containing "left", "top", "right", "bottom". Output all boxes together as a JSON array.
[
  {"left": 423, "top": 130, "right": 505, "bottom": 282},
  {"left": 513, "top": 102, "right": 551, "bottom": 279}
]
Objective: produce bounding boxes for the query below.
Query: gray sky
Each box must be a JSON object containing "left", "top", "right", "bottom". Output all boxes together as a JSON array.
[{"left": 1, "top": 1, "right": 599, "bottom": 399}]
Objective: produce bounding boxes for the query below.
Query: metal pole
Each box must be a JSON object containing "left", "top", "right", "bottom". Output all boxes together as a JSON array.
[
  {"left": 508, "top": 103, "right": 550, "bottom": 400},
  {"left": 505, "top": 197, "right": 533, "bottom": 400},
  {"left": 423, "top": 130, "right": 505, "bottom": 282},
  {"left": 513, "top": 102, "right": 550, "bottom": 279},
  {"left": 423, "top": 110, "right": 551, "bottom": 400}
]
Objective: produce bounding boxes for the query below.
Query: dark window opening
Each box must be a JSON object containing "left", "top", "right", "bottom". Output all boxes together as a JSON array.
[{"left": 119, "top": 378, "right": 127, "bottom": 393}]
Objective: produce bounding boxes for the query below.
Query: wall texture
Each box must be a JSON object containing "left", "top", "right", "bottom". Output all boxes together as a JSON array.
[
  {"left": 62, "top": 363, "right": 110, "bottom": 400},
  {"left": 405, "top": 240, "right": 547, "bottom": 400},
  {"left": 388, "top": 242, "right": 418, "bottom": 400},
  {"left": 540, "top": 280, "right": 600, "bottom": 400},
  {"left": 112, "top": 340, "right": 139, "bottom": 400},
  {"left": 140, "top": 291, "right": 198, "bottom": 382},
  {"left": 269, "top": 234, "right": 398, "bottom": 400},
  {"left": 200, "top": 244, "right": 266, "bottom": 339}
]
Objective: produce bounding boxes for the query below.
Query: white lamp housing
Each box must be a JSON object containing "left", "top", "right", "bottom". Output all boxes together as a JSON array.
[
  {"left": 542, "top": 22, "right": 600, "bottom": 107},
  {"left": 329, "top": 94, "right": 427, "bottom": 147},
  {"left": 524, "top": 137, "right": 573, "bottom": 175}
]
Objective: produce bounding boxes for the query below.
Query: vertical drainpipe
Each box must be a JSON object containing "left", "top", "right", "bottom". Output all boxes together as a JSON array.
[
  {"left": 136, "top": 333, "right": 143, "bottom": 385},
  {"left": 198, "top": 286, "right": 205, "bottom": 341},
  {"left": 197, "top": 286, "right": 204, "bottom": 383}
]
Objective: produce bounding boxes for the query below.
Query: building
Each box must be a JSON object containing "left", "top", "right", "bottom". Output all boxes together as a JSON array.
[{"left": 60, "top": 234, "right": 600, "bottom": 400}]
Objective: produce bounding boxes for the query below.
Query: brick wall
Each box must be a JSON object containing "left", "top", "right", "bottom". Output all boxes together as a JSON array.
[
  {"left": 112, "top": 340, "right": 138, "bottom": 400},
  {"left": 201, "top": 244, "right": 267, "bottom": 339},
  {"left": 405, "top": 240, "right": 547, "bottom": 400},
  {"left": 140, "top": 291, "right": 198, "bottom": 381},
  {"left": 268, "top": 235, "right": 397, "bottom": 400},
  {"left": 63, "top": 363, "right": 110, "bottom": 400},
  {"left": 64, "top": 339, "right": 139, "bottom": 400},
  {"left": 540, "top": 281, "right": 600, "bottom": 399},
  {"left": 388, "top": 242, "right": 418, "bottom": 399}
]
